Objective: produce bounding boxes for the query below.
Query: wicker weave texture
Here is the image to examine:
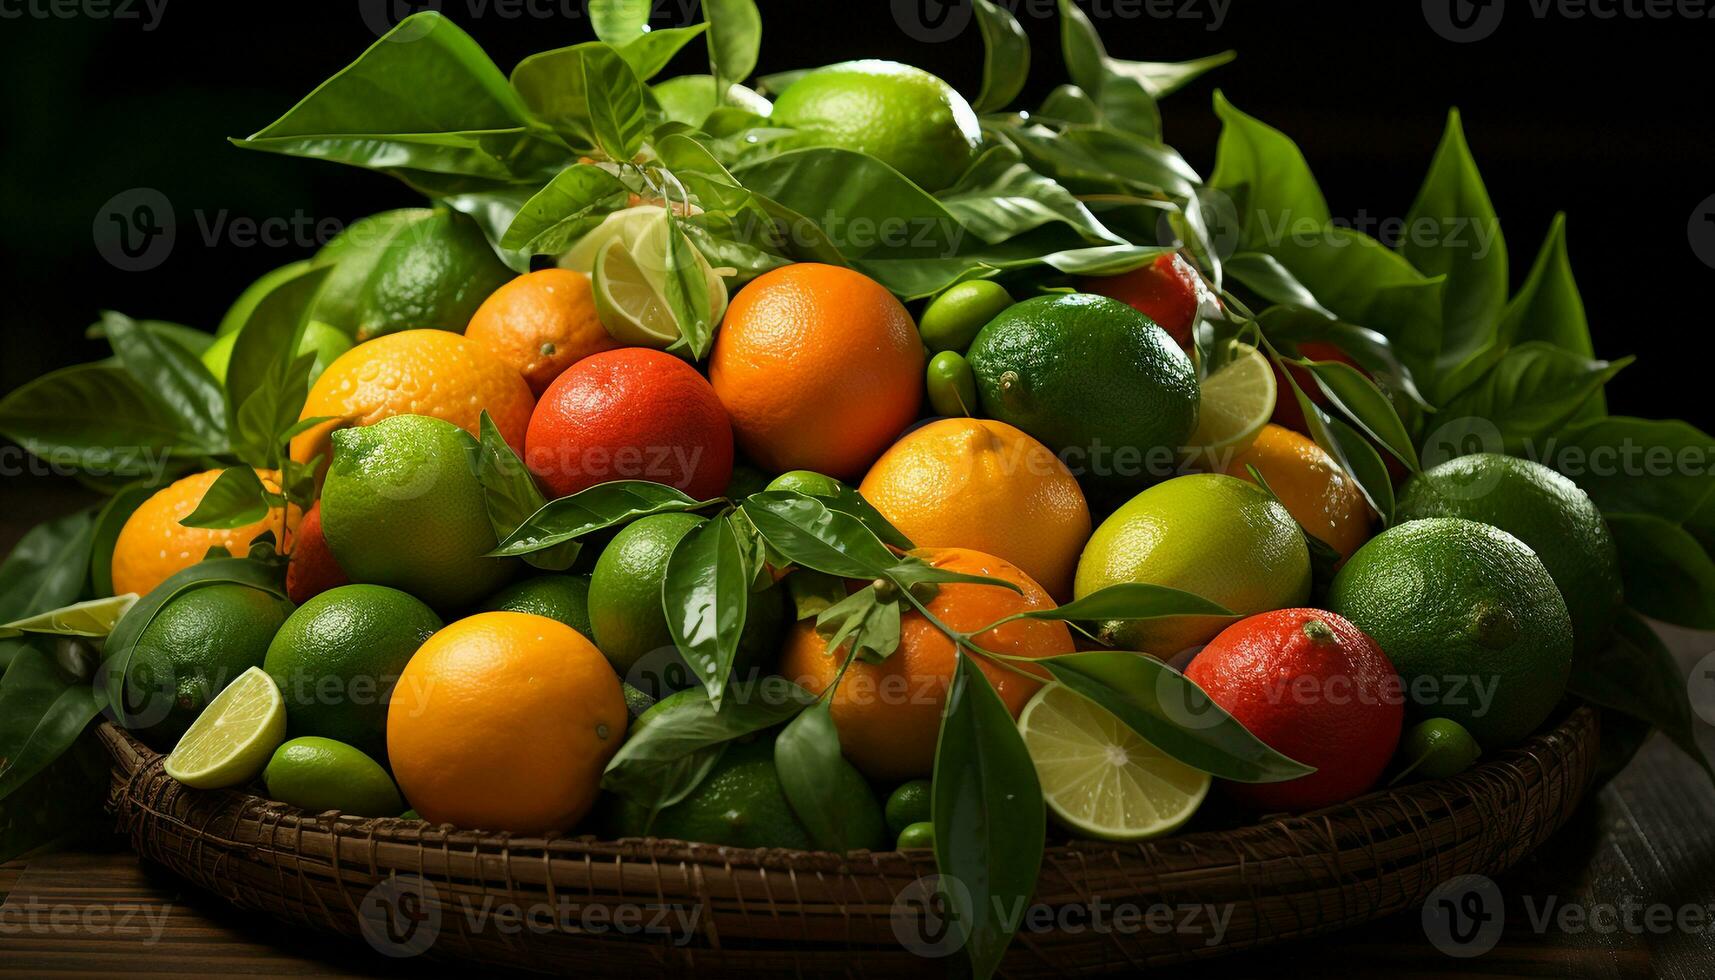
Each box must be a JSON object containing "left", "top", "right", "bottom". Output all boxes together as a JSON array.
[{"left": 100, "top": 706, "right": 1598, "bottom": 977}]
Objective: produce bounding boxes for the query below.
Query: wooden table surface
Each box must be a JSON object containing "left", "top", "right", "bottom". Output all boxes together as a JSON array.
[{"left": 2, "top": 476, "right": 1712, "bottom": 978}]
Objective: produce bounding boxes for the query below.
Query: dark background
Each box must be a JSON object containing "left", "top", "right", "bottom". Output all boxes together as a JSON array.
[{"left": 1, "top": 0, "right": 1709, "bottom": 427}]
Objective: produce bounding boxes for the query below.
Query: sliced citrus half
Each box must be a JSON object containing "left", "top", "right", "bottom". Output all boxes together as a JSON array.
[
  {"left": 1189, "top": 342, "right": 1276, "bottom": 451},
  {"left": 592, "top": 235, "right": 683, "bottom": 347},
  {"left": 162, "top": 666, "right": 287, "bottom": 789},
  {"left": 1016, "top": 682, "right": 1211, "bottom": 841}
]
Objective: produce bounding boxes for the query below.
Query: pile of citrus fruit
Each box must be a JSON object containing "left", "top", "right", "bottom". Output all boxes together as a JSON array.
[
  {"left": 7, "top": 17, "right": 1692, "bottom": 976},
  {"left": 103, "top": 184, "right": 1609, "bottom": 848}
]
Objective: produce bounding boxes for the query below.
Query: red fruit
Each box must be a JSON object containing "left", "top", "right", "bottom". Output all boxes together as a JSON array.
[
  {"left": 1184, "top": 608, "right": 1403, "bottom": 812},
  {"left": 1079, "top": 253, "right": 1209, "bottom": 350},
  {"left": 286, "top": 502, "right": 349, "bottom": 604},
  {"left": 525, "top": 348, "right": 734, "bottom": 500}
]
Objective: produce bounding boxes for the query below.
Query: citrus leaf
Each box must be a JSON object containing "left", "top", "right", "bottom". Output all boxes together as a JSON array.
[
  {"left": 971, "top": 0, "right": 1029, "bottom": 113},
  {"left": 471, "top": 411, "right": 577, "bottom": 571},
  {"left": 1569, "top": 612, "right": 1715, "bottom": 786},
  {"left": 582, "top": 43, "right": 649, "bottom": 162},
  {"left": 814, "top": 585, "right": 901, "bottom": 663},
  {"left": 102, "top": 312, "right": 227, "bottom": 452},
  {"left": 1402, "top": 110, "right": 1507, "bottom": 373},
  {"left": 589, "top": 0, "right": 651, "bottom": 44},
  {"left": 0, "top": 362, "right": 198, "bottom": 477},
  {"left": 933, "top": 656, "right": 1043, "bottom": 980},
  {"left": 1438, "top": 343, "right": 1631, "bottom": 451},
  {"left": 741, "top": 492, "right": 898, "bottom": 579},
  {"left": 613, "top": 24, "right": 708, "bottom": 82},
  {"left": 490, "top": 481, "right": 716, "bottom": 557},
  {"left": 500, "top": 163, "right": 627, "bottom": 252},
  {"left": 1551, "top": 416, "right": 1715, "bottom": 523},
  {"left": 775, "top": 701, "right": 875, "bottom": 852},
  {"left": 1042, "top": 651, "right": 1315, "bottom": 782},
  {"left": 178, "top": 466, "right": 271, "bottom": 530},
  {"left": 662, "top": 212, "right": 716, "bottom": 358},
  {"left": 100, "top": 557, "right": 286, "bottom": 732},
  {"left": 1605, "top": 514, "right": 1715, "bottom": 630},
  {"left": 1300, "top": 357, "right": 1421, "bottom": 471},
  {"left": 787, "top": 569, "right": 847, "bottom": 621},
  {"left": 1287, "top": 371, "right": 1395, "bottom": 524},
  {"left": 663, "top": 514, "right": 750, "bottom": 704},
  {"left": 704, "top": 0, "right": 761, "bottom": 95},
  {"left": 601, "top": 678, "right": 815, "bottom": 812},
  {"left": 0, "top": 645, "right": 106, "bottom": 804},
  {"left": 89, "top": 485, "right": 154, "bottom": 599},
  {"left": 1012, "top": 583, "right": 1236, "bottom": 625}
]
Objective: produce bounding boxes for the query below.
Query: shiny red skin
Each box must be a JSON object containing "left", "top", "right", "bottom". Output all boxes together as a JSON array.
[
  {"left": 1270, "top": 341, "right": 1363, "bottom": 434},
  {"left": 286, "top": 502, "right": 349, "bottom": 605},
  {"left": 1184, "top": 608, "right": 1403, "bottom": 812},
  {"left": 1079, "top": 253, "right": 1208, "bottom": 351},
  {"left": 525, "top": 348, "right": 734, "bottom": 501}
]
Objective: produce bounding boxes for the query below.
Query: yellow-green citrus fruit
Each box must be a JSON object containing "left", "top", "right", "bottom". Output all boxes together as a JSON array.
[
  {"left": 1075, "top": 473, "right": 1311, "bottom": 656},
  {"left": 263, "top": 736, "right": 403, "bottom": 817},
  {"left": 919, "top": 280, "right": 1012, "bottom": 353},
  {"left": 319, "top": 414, "right": 515, "bottom": 610},
  {"left": 771, "top": 60, "right": 981, "bottom": 191}
]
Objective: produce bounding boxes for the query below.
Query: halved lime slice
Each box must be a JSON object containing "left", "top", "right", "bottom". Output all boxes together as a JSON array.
[
  {"left": 593, "top": 235, "right": 683, "bottom": 347},
  {"left": 163, "top": 666, "right": 287, "bottom": 789},
  {"left": 1189, "top": 342, "right": 1277, "bottom": 451},
  {"left": 1017, "top": 682, "right": 1211, "bottom": 841}
]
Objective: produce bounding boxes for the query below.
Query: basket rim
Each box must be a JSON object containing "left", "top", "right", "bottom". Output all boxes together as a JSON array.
[{"left": 97, "top": 703, "right": 1598, "bottom": 868}]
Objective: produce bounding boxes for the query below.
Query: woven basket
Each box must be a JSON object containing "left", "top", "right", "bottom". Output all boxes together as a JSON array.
[{"left": 99, "top": 706, "right": 1597, "bottom": 976}]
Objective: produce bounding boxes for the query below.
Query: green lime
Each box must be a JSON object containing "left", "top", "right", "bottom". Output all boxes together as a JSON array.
[
  {"left": 885, "top": 779, "right": 933, "bottom": 836},
  {"left": 584, "top": 207, "right": 728, "bottom": 348},
  {"left": 919, "top": 280, "right": 1012, "bottom": 353},
  {"left": 1018, "top": 682, "right": 1210, "bottom": 840},
  {"left": 216, "top": 259, "right": 316, "bottom": 337},
  {"left": 1326, "top": 518, "right": 1573, "bottom": 747},
  {"left": 611, "top": 738, "right": 884, "bottom": 851},
  {"left": 480, "top": 574, "right": 594, "bottom": 640},
  {"left": 200, "top": 320, "right": 351, "bottom": 387},
  {"left": 651, "top": 74, "right": 773, "bottom": 126},
  {"left": 1396, "top": 453, "right": 1622, "bottom": 662},
  {"left": 1397, "top": 718, "right": 1482, "bottom": 781},
  {"left": 771, "top": 60, "right": 982, "bottom": 191},
  {"left": 895, "top": 821, "right": 935, "bottom": 851},
  {"left": 400, "top": 808, "right": 422, "bottom": 820},
  {"left": 263, "top": 736, "right": 403, "bottom": 817},
  {"left": 320, "top": 415, "right": 515, "bottom": 610},
  {"left": 588, "top": 513, "right": 786, "bottom": 693},
  {"left": 123, "top": 583, "right": 296, "bottom": 748},
  {"left": 310, "top": 208, "right": 514, "bottom": 341},
  {"left": 766, "top": 470, "right": 844, "bottom": 497},
  {"left": 926, "top": 351, "right": 978, "bottom": 418},
  {"left": 1075, "top": 473, "right": 1310, "bottom": 655},
  {"left": 163, "top": 666, "right": 287, "bottom": 789},
  {"left": 967, "top": 294, "right": 1199, "bottom": 488},
  {"left": 262, "top": 584, "right": 442, "bottom": 763}
]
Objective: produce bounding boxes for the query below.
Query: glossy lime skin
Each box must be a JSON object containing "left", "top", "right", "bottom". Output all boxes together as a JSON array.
[
  {"left": 767, "top": 470, "right": 845, "bottom": 497},
  {"left": 895, "top": 821, "right": 935, "bottom": 850},
  {"left": 1399, "top": 718, "right": 1482, "bottom": 780},
  {"left": 885, "top": 779, "right": 933, "bottom": 836},
  {"left": 771, "top": 60, "right": 982, "bottom": 191},
  {"left": 263, "top": 736, "right": 403, "bottom": 817},
  {"left": 926, "top": 351, "right": 977, "bottom": 418},
  {"left": 919, "top": 281, "right": 1012, "bottom": 353}
]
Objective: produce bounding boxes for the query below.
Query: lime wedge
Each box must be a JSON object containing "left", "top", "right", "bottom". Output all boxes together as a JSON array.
[
  {"left": 559, "top": 205, "right": 670, "bottom": 274},
  {"left": 593, "top": 235, "right": 683, "bottom": 347},
  {"left": 587, "top": 208, "right": 731, "bottom": 349},
  {"left": 1189, "top": 342, "right": 1277, "bottom": 451},
  {"left": 163, "top": 666, "right": 287, "bottom": 789},
  {"left": 1017, "top": 682, "right": 1211, "bottom": 841}
]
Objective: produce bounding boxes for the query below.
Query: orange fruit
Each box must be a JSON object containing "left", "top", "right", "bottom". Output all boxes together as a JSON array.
[
  {"left": 110, "top": 468, "right": 300, "bottom": 598},
  {"left": 463, "top": 269, "right": 618, "bottom": 396},
  {"left": 779, "top": 547, "right": 1074, "bottom": 781},
  {"left": 386, "top": 611, "right": 627, "bottom": 833},
  {"left": 709, "top": 263, "right": 923, "bottom": 480},
  {"left": 1224, "top": 424, "right": 1372, "bottom": 559},
  {"left": 289, "top": 329, "right": 534, "bottom": 467},
  {"left": 859, "top": 418, "right": 1090, "bottom": 600}
]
